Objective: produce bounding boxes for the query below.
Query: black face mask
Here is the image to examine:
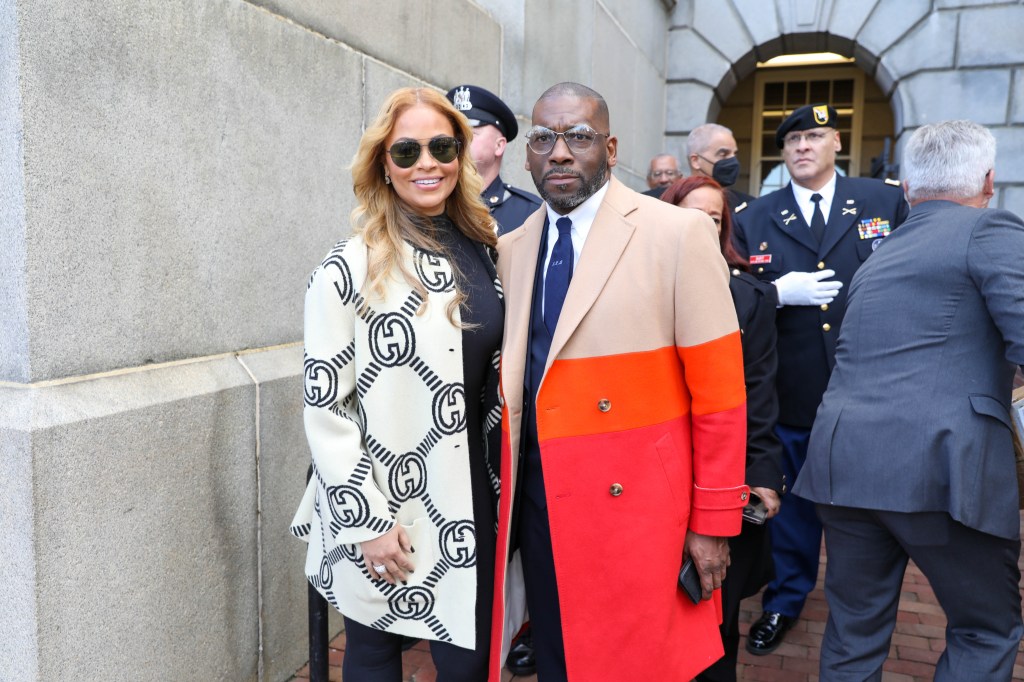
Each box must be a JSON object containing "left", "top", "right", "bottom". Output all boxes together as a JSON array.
[{"left": 710, "top": 156, "right": 740, "bottom": 187}]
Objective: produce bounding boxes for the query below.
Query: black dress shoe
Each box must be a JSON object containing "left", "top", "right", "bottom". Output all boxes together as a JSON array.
[
  {"left": 745, "top": 611, "right": 794, "bottom": 655},
  {"left": 505, "top": 629, "right": 536, "bottom": 676}
]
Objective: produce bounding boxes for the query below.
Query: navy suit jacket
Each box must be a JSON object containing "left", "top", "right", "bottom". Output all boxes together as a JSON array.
[
  {"left": 733, "top": 176, "right": 909, "bottom": 427},
  {"left": 794, "top": 201, "right": 1024, "bottom": 539}
]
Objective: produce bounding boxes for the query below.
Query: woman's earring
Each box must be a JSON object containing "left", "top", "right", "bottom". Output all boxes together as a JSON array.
[{"left": 384, "top": 172, "right": 391, "bottom": 185}]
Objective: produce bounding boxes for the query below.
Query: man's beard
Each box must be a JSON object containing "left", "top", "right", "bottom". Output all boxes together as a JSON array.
[{"left": 536, "top": 163, "right": 608, "bottom": 212}]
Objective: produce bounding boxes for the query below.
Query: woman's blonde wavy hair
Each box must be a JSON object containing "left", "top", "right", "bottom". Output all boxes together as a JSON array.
[{"left": 350, "top": 87, "right": 497, "bottom": 324}]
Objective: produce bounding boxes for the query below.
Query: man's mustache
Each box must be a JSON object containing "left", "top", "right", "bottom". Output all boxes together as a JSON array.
[{"left": 542, "top": 167, "right": 582, "bottom": 181}]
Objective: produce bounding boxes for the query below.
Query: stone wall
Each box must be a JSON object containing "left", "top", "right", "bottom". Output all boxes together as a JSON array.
[
  {"left": 0, "top": 1, "right": 673, "bottom": 679},
  {"left": 666, "top": 0, "right": 1024, "bottom": 213}
]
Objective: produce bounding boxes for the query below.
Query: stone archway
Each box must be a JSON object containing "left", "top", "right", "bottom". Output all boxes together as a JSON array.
[{"left": 664, "top": 0, "right": 1024, "bottom": 212}]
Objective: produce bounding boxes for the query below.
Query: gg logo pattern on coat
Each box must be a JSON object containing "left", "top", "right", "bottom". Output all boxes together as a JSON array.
[{"left": 293, "top": 237, "right": 500, "bottom": 647}]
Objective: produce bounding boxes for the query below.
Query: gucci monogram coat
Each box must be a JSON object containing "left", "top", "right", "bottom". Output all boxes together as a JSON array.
[{"left": 291, "top": 234, "right": 501, "bottom": 649}]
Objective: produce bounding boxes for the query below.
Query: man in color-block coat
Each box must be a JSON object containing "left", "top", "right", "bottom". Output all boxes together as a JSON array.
[{"left": 488, "top": 82, "right": 750, "bottom": 681}]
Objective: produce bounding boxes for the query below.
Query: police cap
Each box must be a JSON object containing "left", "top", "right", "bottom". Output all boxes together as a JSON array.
[
  {"left": 445, "top": 84, "right": 519, "bottom": 141},
  {"left": 775, "top": 104, "right": 838, "bottom": 148}
]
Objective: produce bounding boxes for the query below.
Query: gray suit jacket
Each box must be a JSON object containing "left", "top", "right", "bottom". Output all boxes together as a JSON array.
[{"left": 793, "top": 200, "right": 1024, "bottom": 539}]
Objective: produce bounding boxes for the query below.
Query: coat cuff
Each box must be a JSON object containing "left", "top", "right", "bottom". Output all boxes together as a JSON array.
[{"left": 689, "top": 484, "right": 750, "bottom": 536}]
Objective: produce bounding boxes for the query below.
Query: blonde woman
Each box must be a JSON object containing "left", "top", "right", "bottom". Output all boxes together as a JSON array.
[{"left": 291, "top": 87, "right": 502, "bottom": 681}]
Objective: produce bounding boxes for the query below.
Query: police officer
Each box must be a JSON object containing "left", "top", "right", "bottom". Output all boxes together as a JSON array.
[
  {"left": 733, "top": 104, "right": 909, "bottom": 656},
  {"left": 446, "top": 84, "right": 541, "bottom": 235}
]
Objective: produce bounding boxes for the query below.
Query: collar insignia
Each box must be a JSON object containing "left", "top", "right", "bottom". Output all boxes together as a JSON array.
[{"left": 783, "top": 213, "right": 797, "bottom": 225}]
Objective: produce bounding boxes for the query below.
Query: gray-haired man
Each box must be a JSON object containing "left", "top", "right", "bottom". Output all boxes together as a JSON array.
[{"left": 794, "top": 120, "right": 1024, "bottom": 680}]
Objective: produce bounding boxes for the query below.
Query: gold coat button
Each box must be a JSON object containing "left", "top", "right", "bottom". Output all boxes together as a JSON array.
[
  {"left": 817, "top": 261, "right": 826, "bottom": 270},
  {"left": 610, "top": 483, "right": 623, "bottom": 497},
  {"left": 598, "top": 399, "right": 611, "bottom": 412},
  {"left": 822, "top": 323, "right": 832, "bottom": 332},
  {"left": 741, "top": 492, "right": 748, "bottom": 501},
  {"left": 757, "top": 267, "right": 764, "bottom": 274},
  {"left": 820, "top": 303, "right": 829, "bottom": 311}
]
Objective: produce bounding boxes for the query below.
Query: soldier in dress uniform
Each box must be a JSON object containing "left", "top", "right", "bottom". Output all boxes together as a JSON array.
[
  {"left": 732, "top": 103, "right": 909, "bottom": 656},
  {"left": 447, "top": 84, "right": 541, "bottom": 236}
]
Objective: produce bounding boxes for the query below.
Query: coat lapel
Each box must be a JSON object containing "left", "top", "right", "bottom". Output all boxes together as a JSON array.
[
  {"left": 821, "top": 175, "right": 861, "bottom": 257},
  {"left": 772, "top": 184, "right": 819, "bottom": 253},
  {"left": 545, "top": 177, "right": 635, "bottom": 374},
  {"left": 499, "top": 210, "right": 546, "bottom": 418}
]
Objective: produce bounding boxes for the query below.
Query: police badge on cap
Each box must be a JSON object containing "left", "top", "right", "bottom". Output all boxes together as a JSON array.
[
  {"left": 775, "top": 103, "right": 839, "bottom": 148},
  {"left": 445, "top": 84, "right": 519, "bottom": 142}
]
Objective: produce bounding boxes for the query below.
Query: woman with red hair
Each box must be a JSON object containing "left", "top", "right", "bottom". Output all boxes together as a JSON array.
[{"left": 662, "top": 177, "right": 785, "bottom": 682}]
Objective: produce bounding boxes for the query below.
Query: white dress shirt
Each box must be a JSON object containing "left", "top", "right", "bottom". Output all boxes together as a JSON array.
[{"left": 791, "top": 172, "right": 837, "bottom": 228}]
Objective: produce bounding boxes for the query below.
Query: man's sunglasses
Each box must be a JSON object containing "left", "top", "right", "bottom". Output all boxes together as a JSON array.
[{"left": 387, "top": 136, "right": 461, "bottom": 168}]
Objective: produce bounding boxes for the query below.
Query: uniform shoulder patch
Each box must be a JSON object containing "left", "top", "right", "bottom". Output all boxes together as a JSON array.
[{"left": 884, "top": 178, "right": 901, "bottom": 186}]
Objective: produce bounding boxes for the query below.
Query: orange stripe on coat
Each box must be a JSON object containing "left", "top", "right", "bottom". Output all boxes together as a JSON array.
[
  {"left": 677, "top": 330, "right": 746, "bottom": 415},
  {"left": 536, "top": 346, "right": 690, "bottom": 440}
]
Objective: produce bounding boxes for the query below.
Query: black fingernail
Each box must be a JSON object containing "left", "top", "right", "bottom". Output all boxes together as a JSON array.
[
  {"left": 401, "top": 580, "right": 408, "bottom": 586},
  {"left": 410, "top": 546, "right": 415, "bottom": 552}
]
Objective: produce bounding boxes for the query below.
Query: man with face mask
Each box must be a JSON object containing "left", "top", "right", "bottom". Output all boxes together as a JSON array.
[{"left": 686, "top": 123, "right": 755, "bottom": 212}]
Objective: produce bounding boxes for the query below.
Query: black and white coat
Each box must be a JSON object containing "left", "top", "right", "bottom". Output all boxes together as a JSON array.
[{"left": 291, "top": 234, "right": 502, "bottom": 649}]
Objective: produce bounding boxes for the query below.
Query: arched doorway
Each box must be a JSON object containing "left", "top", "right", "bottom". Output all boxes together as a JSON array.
[{"left": 717, "top": 56, "right": 897, "bottom": 197}]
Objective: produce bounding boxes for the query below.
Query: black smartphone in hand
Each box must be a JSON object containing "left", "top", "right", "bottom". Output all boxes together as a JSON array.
[
  {"left": 742, "top": 492, "right": 768, "bottom": 525},
  {"left": 678, "top": 557, "right": 702, "bottom": 604}
]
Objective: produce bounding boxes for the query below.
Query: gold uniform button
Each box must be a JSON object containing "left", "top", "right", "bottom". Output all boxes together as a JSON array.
[
  {"left": 610, "top": 483, "right": 623, "bottom": 497},
  {"left": 741, "top": 492, "right": 748, "bottom": 501},
  {"left": 598, "top": 399, "right": 611, "bottom": 412},
  {"left": 820, "top": 303, "right": 829, "bottom": 311},
  {"left": 823, "top": 323, "right": 832, "bottom": 332},
  {"left": 817, "top": 261, "right": 826, "bottom": 270},
  {"left": 757, "top": 267, "right": 764, "bottom": 274}
]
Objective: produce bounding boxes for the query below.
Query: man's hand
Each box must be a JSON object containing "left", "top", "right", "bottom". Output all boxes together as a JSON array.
[
  {"left": 774, "top": 269, "right": 843, "bottom": 306},
  {"left": 749, "top": 486, "right": 782, "bottom": 519},
  {"left": 684, "top": 531, "right": 730, "bottom": 600},
  {"left": 361, "top": 525, "right": 415, "bottom": 585}
]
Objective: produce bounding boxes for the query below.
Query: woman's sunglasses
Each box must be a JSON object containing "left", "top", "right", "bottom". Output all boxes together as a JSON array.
[{"left": 387, "top": 136, "right": 461, "bottom": 169}]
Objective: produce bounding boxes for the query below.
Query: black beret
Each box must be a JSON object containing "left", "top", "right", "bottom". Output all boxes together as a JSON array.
[
  {"left": 775, "top": 104, "right": 838, "bottom": 148},
  {"left": 445, "top": 84, "right": 519, "bottom": 141}
]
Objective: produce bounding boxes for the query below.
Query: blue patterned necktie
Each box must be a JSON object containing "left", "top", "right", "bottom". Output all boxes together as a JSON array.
[{"left": 543, "top": 216, "right": 574, "bottom": 335}]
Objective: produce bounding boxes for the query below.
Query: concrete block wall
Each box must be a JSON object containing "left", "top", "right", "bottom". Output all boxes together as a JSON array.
[
  {"left": 0, "top": 0, "right": 673, "bottom": 679},
  {"left": 667, "top": 0, "right": 1024, "bottom": 213}
]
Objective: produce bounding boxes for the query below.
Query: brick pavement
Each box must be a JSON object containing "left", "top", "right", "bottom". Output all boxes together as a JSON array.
[{"left": 291, "top": 515, "right": 1024, "bottom": 681}]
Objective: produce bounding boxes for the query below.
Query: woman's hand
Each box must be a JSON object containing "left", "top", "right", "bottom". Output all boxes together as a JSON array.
[
  {"left": 684, "top": 531, "right": 730, "bottom": 600},
  {"left": 749, "top": 486, "right": 782, "bottom": 519},
  {"left": 361, "top": 525, "right": 415, "bottom": 585}
]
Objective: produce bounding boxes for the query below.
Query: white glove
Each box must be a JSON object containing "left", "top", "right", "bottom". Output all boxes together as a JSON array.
[{"left": 773, "top": 269, "right": 843, "bottom": 306}]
